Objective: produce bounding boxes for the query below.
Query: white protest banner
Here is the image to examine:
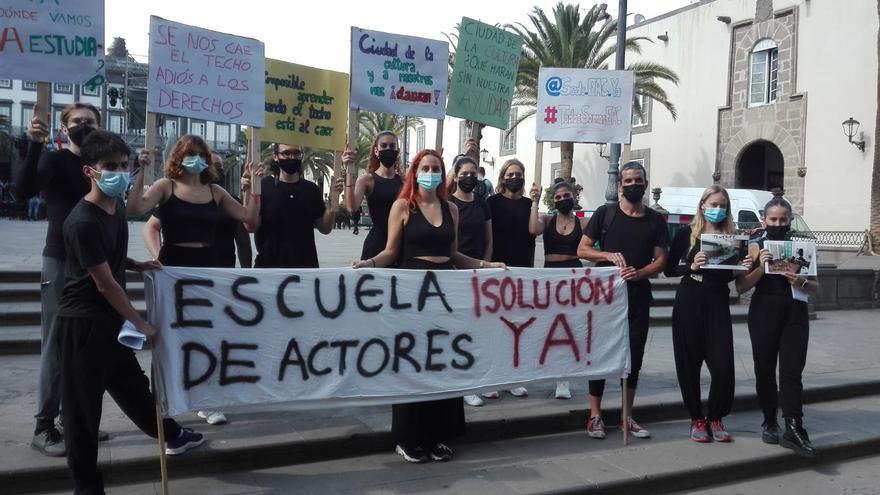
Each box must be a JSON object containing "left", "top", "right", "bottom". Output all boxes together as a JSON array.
[
  {"left": 147, "top": 267, "right": 630, "bottom": 416},
  {"left": 0, "top": 0, "right": 105, "bottom": 88},
  {"left": 147, "top": 16, "right": 265, "bottom": 126},
  {"left": 349, "top": 27, "right": 448, "bottom": 120},
  {"left": 536, "top": 68, "right": 635, "bottom": 144}
]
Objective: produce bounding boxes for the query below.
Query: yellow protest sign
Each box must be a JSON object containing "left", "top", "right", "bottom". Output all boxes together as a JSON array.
[{"left": 262, "top": 58, "right": 350, "bottom": 151}]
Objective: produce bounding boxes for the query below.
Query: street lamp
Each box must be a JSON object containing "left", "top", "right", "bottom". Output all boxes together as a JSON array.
[
  {"left": 842, "top": 117, "right": 866, "bottom": 152},
  {"left": 480, "top": 148, "right": 495, "bottom": 167}
]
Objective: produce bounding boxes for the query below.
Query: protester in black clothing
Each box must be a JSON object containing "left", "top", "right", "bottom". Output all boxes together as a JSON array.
[
  {"left": 736, "top": 197, "right": 818, "bottom": 458},
  {"left": 245, "top": 143, "right": 342, "bottom": 268},
  {"left": 143, "top": 153, "right": 253, "bottom": 269},
  {"left": 352, "top": 206, "right": 362, "bottom": 235},
  {"left": 15, "top": 102, "right": 105, "bottom": 457},
  {"left": 352, "top": 149, "right": 504, "bottom": 464},
  {"left": 343, "top": 131, "right": 403, "bottom": 260},
  {"left": 665, "top": 186, "right": 752, "bottom": 443},
  {"left": 528, "top": 180, "right": 588, "bottom": 401},
  {"left": 578, "top": 161, "right": 669, "bottom": 440},
  {"left": 58, "top": 130, "right": 204, "bottom": 494},
  {"left": 475, "top": 166, "right": 494, "bottom": 199},
  {"left": 448, "top": 154, "right": 494, "bottom": 408}
]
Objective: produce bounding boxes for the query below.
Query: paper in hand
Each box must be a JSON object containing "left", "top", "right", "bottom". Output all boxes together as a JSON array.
[{"left": 118, "top": 320, "right": 147, "bottom": 350}]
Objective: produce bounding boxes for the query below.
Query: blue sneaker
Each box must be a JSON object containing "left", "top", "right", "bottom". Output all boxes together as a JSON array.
[{"left": 165, "top": 428, "right": 205, "bottom": 455}]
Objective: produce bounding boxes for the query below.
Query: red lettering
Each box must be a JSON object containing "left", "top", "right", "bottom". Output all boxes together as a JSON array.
[
  {"left": 554, "top": 280, "right": 570, "bottom": 306},
  {"left": 532, "top": 280, "right": 551, "bottom": 309},
  {"left": 586, "top": 310, "right": 593, "bottom": 359},
  {"left": 500, "top": 316, "right": 536, "bottom": 368},
  {"left": 594, "top": 275, "right": 616, "bottom": 305},
  {"left": 0, "top": 27, "right": 24, "bottom": 53},
  {"left": 576, "top": 277, "right": 594, "bottom": 304},
  {"left": 515, "top": 278, "right": 534, "bottom": 309},
  {"left": 539, "top": 314, "right": 580, "bottom": 365},
  {"left": 481, "top": 278, "right": 500, "bottom": 314},
  {"left": 471, "top": 274, "right": 481, "bottom": 317},
  {"left": 499, "top": 277, "right": 516, "bottom": 311}
]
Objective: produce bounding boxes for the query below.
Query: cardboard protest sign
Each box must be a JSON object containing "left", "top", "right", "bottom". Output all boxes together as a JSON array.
[
  {"left": 446, "top": 17, "right": 522, "bottom": 129},
  {"left": 148, "top": 266, "right": 630, "bottom": 416},
  {"left": 262, "top": 59, "right": 349, "bottom": 151},
  {"left": 0, "top": 0, "right": 105, "bottom": 88},
  {"left": 349, "top": 27, "right": 448, "bottom": 119},
  {"left": 147, "top": 16, "right": 265, "bottom": 126},
  {"left": 536, "top": 67, "right": 634, "bottom": 143}
]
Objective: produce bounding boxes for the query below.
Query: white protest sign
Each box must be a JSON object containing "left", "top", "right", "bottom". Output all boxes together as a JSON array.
[
  {"left": 349, "top": 27, "right": 449, "bottom": 119},
  {"left": 147, "top": 267, "right": 630, "bottom": 416},
  {"left": 147, "top": 16, "right": 265, "bottom": 126},
  {"left": 536, "top": 68, "right": 635, "bottom": 144},
  {"left": 0, "top": 0, "right": 105, "bottom": 88}
]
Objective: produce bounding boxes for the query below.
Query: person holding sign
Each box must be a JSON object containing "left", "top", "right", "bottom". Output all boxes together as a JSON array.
[
  {"left": 529, "top": 180, "right": 589, "bottom": 401},
  {"left": 343, "top": 132, "right": 404, "bottom": 261},
  {"left": 736, "top": 197, "right": 818, "bottom": 458},
  {"left": 447, "top": 154, "right": 494, "bottom": 407},
  {"left": 57, "top": 130, "right": 205, "bottom": 494},
  {"left": 485, "top": 158, "right": 536, "bottom": 399},
  {"left": 15, "top": 102, "right": 109, "bottom": 457},
  {"left": 664, "top": 186, "right": 753, "bottom": 443},
  {"left": 577, "top": 162, "right": 669, "bottom": 440},
  {"left": 246, "top": 143, "right": 343, "bottom": 268},
  {"left": 352, "top": 149, "right": 504, "bottom": 463}
]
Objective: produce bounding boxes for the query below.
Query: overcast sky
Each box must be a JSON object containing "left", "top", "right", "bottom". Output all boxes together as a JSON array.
[{"left": 107, "top": 0, "right": 694, "bottom": 69}]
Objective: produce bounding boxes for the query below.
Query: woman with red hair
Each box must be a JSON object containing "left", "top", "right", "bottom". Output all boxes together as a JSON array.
[
  {"left": 343, "top": 131, "right": 404, "bottom": 261},
  {"left": 352, "top": 149, "right": 504, "bottom": 464}
]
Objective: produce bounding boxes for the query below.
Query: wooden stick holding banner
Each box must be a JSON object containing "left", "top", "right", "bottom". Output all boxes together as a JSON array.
[
  {"left": 435, "top": 119, "right": 444, "bottom": 152},
  {"left": 467, "top": 122, "right": 481, "bottom": 162},
  {"left": 144, "top": 113, "right": 157, "bottom": 186},
  {"left": 154, "top": 401, "right": 170, "bottom": 495},
  {"left": 345, "top": 108, "right": 360, "bottom": 186},
  {"left": 36, "top": 83, "right": 50, "bottom": 128},
  {"left": 534, "top": 140, "right": 544, "bottom": 190},
  {"left": 249, "top": 128, "right": 262, "bottom": 195},
  {"left": 622, "top": 377, "right": 629, "bottom": 446}
]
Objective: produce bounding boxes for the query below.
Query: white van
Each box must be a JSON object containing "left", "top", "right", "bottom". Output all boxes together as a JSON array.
[{"left": 656, "top": 187, "right": 811, "bottom": 231}]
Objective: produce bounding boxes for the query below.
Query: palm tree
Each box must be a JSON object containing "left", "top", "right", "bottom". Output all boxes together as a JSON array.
[
  {"left": 507, "top": 2, "right": 680, "bottom": 180},
  {"left": 358, "top": 111, "right": 422, "bottom": 146}
]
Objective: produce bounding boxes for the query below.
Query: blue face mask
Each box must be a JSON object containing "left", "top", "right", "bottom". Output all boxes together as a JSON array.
[
  {"left": 181, "top": 155, "right": 208, "bottom": 175},
  {"left": 417, "top": 172, "right": 443, "bottom": 191},
  {"left": 92, "top": 168, "right": 131, "bottom": 199},
  {"left": 703, "top": 207, "right": 727, "bottom": 224}
]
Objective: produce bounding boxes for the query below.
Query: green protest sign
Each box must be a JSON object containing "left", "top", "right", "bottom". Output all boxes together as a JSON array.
[{"left": 446, "top": 17, "right": 523, "bottom": 129}]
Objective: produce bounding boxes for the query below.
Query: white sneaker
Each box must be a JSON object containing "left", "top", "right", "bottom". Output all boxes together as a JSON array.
[
  {"left": 509, "top": 387, "right": 529, "bottom": 397},
  {"left": 197, "top": 411, "right": 228, "bottom": 425},
  {"left": 481, "top": 391, "right": 500, "bottom": 399},
  {"left": 464, "top": 395, "right": 485, "bottom": 407},
  {"left": 555, "top": 381, "right": 571, "bottom": 399}
]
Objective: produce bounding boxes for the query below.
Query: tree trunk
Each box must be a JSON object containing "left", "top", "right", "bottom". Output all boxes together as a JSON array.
[
  {"left": 872, "top": 0, "right": 880, "bottom": 252},
  {"left": 560, "top": 141, "right": 574, "bottom": 180}
]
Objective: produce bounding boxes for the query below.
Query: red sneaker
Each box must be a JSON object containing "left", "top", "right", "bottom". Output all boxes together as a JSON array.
[
  {"left": 620, "top": 416, "right": 651, "bottom": 438},
  {"left": 710, "top": 419, "right": 731, "bottom": 443},
  {"left": 690, "top": 419, "right": 711, "bottom": 443},
  {"left": 586, "top": 416, "right": 606, "bottom": 439}
]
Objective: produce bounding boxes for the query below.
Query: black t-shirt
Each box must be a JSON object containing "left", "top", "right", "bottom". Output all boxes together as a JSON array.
[
  {"left": 665, "top": 226, "right": 737, "bottom": 289},
  {"left": 487, "top": 194, "right": 535, "bottom": 267},
  {"left": 58, "top": 199, "right": 128, "bottom": 319},
  {"left": 255, "top": 176, "right": 325, "bottom": 268},
  {"left": 153, "top": 206, "right": 238, "bottom": 268},
  {"left": 584, "top": 203, "right": 669, "bottom": 286},
  {"left": 449, "top": 195, "right": 492, "bottom": 259},
  {"left": 16, "top": 144, "right": 91, "bottom": 260}
]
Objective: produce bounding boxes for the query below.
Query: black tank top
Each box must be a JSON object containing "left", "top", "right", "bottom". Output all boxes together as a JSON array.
[
  {"left": 158, "top": 181, "right": 220, "bottom": 245},
  {"left": 754, "top": 237, "right": 792, "bottom": 296},
  {"left": 403, "top": 201, "right": 454, "bottom": 259},
  {"left": 361, "top": 172, "right": 403, "bottom": 259},
  {"left": 543, "top": 214, "right": 582, "bottom": 256}
]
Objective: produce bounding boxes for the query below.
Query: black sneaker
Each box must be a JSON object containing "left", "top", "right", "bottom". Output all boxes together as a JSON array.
[
  {"left": 395, "top": 444, "right": 428, "bottom": 463},
  {"left": 31, "top": 427, "right": 66, "bottom": 457},
  {"left": 762, "top": 419, "right": 780, "bottom": 444},
  {"left": 165, "top": 428, "right": 205, "bottom": 455},
  {"left": 781, "top": 417, "right": 816, "bottom": 458},
  {"left": 429, "top": 443, "right": 454, "bottom": 461}
]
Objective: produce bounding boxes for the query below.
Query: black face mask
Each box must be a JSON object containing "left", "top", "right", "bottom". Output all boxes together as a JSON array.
[
  {"left": 765, "top": 224, "right": 790, "bottom": 240},
  {"left": 621, "top": 184, "right": 646, "bottom": 203},
  {"left": 555, "top": 198, "right": 575, "bottom": 215},
  {"left": 278, "top": 158, "right": 302, "bottom": 175},
  {"left": 67, "top": 125, "right": 95, "bottom": 147},
  {"left": 504, "top": 177, "right": 525, "bottom": 193},
  {"left": 377, "top": 149, "right": 399, "bottom": 167},
  {"left": 457, "top": 176, "right": 478, "bottom": 193}
]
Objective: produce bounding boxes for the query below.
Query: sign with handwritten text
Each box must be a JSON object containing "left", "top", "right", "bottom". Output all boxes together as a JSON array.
[
  {"left": 349, "top": 27, "right": 448, "bottom": 120},
  {"left": 0, "top": 0, "right": 105, "bottom": 88},
  {"left": 447, "top": 18, "right": 522, "bottom": 130},
  {"left": 262, "top": 59, "right": 349, "bottom": 151},
  {"left": 536, "top": 68, "right": 634, "bottom": 144},
  {"left": 147, "top": 16, "right": 265, "bottom": 126},
  {"left": 148, "top": 266, "right": 630, "bottom": 415}
]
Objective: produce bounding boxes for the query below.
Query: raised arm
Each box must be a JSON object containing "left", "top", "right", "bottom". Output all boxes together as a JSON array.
[
  {"left": 346, "top": 172, "right": 372, "bottom": 214},
  {"left": 142, "top": 215, "right": 162, "bottom": 260},
  {"left": 126, "top": 175, "right": 171, "bottom": 216},
  {"left": 316, "top": 177, "right": 344, "bottom": 235}
]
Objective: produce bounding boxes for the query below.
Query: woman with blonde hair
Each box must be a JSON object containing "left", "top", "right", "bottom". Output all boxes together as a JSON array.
[{"left": 665, "top": 185, "right": 751, "bottom": 443}]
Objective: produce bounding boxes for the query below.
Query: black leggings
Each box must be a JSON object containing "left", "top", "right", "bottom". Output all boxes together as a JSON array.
[
  {"left": 672, "top": 279, "right": 734, "bottom": 420},
  {"left": 589, "top": 282, "right": 652, "bottom": 396},
  {"left": 748, "top": 293, "right": 810, "bottom": 419}
]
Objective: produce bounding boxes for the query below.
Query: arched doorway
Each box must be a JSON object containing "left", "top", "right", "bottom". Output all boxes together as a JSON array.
[{"left": 736, "top": 140, "right": 784, "bottom": 190}]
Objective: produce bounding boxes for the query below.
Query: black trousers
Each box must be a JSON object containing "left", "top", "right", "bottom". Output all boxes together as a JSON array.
[
  {"left": 392, "top": 258, "right": 465, "bottom": 449},
  {"left": 59, "top": 316, "right": 182, "bottom": 495},
  {"left": 672, "top": 279, "right": 735, "bottom": 420},
  {"left": 589, "top": 282, "right": 652, "bottom": 397},
  {"left": 747, "top": 293, "right": 810, "bottom": 419}
]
